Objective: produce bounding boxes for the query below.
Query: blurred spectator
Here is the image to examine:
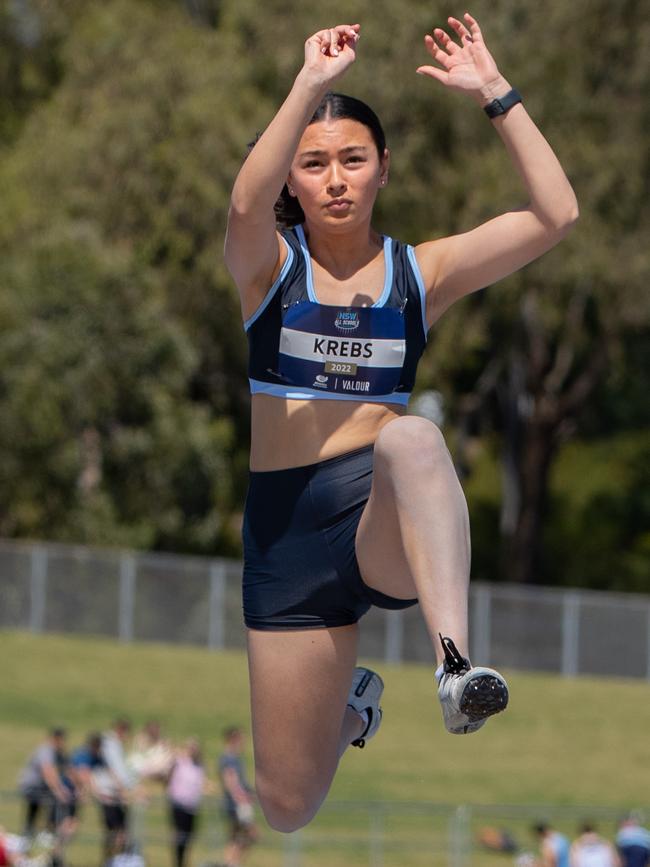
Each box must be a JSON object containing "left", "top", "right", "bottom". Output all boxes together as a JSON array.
[
  {"left": 17, "top": 728, "right": 71, "bottom": 841},
  {"left": 534, "top": 822, "right": 571, "bottom": 867},
  {"left": 0, "top": 828, "right": 15, "bottom": 867},
  {"left": 69, "top": 733, "right": 106, "bottom": 803},
  {"left": 167, "top": 738, "right": 207, "bottom": 867},
  {"left": 477, "top": 826, "right": 518, "bottom": 853},
  {"left": 571, "top": 824, "right": 621, "bottom": 867},
  {"left": 616, "top": 815, "right": 650, "bottom": 867},
  {"left": 128, "top": 720, "right": 174, "bottom": 784},
  {"left": 99, "top": 719, "right": 136, "bottom": 863},
  {"left": 216, "top": 727, "right": 258, "bottom": 867}
]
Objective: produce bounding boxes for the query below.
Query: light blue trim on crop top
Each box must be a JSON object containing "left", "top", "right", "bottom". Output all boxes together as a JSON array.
[
  {"left": 406, "top": 245, "right": 429, "bottom": 338},
  {"left": 248, "top": 378, "right": 410, "bottom": 405},
  {"left": 295, "top": 224, "right": 394, "bottom": 308},
  {"left": 243, "top": 236, "right": 294, "bottom": 332}
]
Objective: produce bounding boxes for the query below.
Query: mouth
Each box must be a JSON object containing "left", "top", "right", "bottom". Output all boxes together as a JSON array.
[{"left": 325, "top": 198, "right": 353, "bottom": 211}]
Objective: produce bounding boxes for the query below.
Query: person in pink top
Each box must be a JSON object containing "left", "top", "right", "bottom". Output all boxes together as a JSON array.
[{"left": 167, "top": 739, "right": 207, "bottom": 867}]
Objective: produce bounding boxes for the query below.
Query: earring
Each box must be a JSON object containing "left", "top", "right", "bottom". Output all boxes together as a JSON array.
[{"left": 288, "top": 186, "right": 295, "bottom": 196}]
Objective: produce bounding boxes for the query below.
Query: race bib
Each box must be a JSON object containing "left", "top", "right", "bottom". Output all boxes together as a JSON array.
[{"left": 279, "top": 301, "right": 405, "bottom": 396}]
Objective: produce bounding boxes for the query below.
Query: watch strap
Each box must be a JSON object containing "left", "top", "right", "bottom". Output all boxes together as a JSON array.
[{"left": 484, "top": 88, "right": 523, "bottom": 119}]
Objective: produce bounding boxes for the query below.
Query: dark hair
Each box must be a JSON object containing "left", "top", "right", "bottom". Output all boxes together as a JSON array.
[
  {"left": 249, "top": 92, "right": 387, "bottom": 230},
  {"left": 222, "top": 725, "right": 243, "bottom": 741},
  {"left": 87, "top": 732, "right": 103, "bottom": 751}
]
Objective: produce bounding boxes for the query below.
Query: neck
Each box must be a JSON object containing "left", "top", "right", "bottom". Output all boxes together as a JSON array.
[{"left": 302, "top": 221, "right": 383, "bottom": 279}]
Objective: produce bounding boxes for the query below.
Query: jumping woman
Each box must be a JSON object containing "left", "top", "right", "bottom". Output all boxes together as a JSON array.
[{"left": 225, "top": 13, "right": 578, "bottom": 832}]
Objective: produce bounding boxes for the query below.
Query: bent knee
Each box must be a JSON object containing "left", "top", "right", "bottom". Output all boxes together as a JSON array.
[
  {"left": 257, "top": 782, "right": 322, "bottom": 833},
  {"left": 375, "top": 416, "right": 449, "bottom": 470}
]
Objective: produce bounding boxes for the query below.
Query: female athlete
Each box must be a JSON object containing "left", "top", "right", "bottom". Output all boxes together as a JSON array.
[{"left": 224, "top": 13, "right": 578, "bottom": 832}]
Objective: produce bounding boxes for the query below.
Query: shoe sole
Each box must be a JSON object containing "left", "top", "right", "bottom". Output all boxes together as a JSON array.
[{"left": 459, "top": 674, "right": 509, "bottom": 722}]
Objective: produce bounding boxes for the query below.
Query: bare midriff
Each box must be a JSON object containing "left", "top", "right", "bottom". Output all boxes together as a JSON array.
[{"left": 250, "top": 394, "right": 405, "bottom": 471}]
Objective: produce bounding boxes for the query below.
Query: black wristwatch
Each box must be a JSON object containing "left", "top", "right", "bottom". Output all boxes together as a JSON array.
[{"left": 483, "top": 88, "right": 523, "bottom": 119}]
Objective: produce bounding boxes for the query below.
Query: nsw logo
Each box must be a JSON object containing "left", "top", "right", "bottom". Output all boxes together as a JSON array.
[{"left": 334, "top": 311, "right": 360, "bottom": 332}]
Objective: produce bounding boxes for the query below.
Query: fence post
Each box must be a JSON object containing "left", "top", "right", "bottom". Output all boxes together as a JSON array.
[
  {"left": 561, "top": 591, "right": 580, "bottom": 677},
  {"left": 118, "top": 554, "right": 136, "bottom": 643},
  {"left": 29, "top": 545, "right": 47, "bottom": 634},
  {"left": 283, "top": 830, "right": 303, "bottom": 867},
  {"left": 369, "top": 804, "right": 384, "bottom": 867},
  {"left": 208, "top": 561, "right": 226, "bottom": 650},
  {"left": 646, "top": 605, "right": 650, "bottom": 682},
  {"left": 449, "top": 805, "right": 471, "bottom": 867},
  {"left": 384, "top": 610, "right": 403, "bottom": 664},
  {"left": 472, "top": 584, "right": 491, "bottom": 665}
]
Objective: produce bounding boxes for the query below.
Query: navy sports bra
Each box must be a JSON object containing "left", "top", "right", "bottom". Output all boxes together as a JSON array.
[{"left": 244, "top": 225, "right": 429, "bottom": 406}]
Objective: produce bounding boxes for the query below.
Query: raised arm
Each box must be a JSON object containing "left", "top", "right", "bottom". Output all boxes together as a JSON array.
[
  {"left": 414, "top": 13, "right": 579, "bottom": 324},
  {"left": 224, "top": 25, "right": 360, "bottom": 320}
]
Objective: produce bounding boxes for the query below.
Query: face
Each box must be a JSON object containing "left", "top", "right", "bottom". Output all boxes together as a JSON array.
[
  {"left": 288, "top": 117, "right": 389, "bottom": 230},
  {"left": 228, "top": 731, "right": 244, "bottom": 751}
]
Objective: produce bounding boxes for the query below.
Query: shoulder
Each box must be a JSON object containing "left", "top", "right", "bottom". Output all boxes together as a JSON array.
[{"left": 37, "top": 744, "right": 55, "bottom": 762}]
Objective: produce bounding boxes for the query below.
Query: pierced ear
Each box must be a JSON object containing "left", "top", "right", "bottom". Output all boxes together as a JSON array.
[{"left": 380, "top": 148, "right": 391, "bottom": 187}]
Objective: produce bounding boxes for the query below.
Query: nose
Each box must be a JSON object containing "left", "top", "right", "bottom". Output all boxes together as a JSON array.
[{"left": 326, "top": 163, "right": 347, "bottom": 196}]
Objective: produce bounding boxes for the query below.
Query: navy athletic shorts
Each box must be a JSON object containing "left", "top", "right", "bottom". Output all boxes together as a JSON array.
[{"left": 242, "top": 445, "right": 418, "bottom": 630}]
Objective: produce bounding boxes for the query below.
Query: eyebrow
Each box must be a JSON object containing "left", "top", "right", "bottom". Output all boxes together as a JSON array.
[{"left": 298, "top": 145, "right": 369, "bottom": 157}]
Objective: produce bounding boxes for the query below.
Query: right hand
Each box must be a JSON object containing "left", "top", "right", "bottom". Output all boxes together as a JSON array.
[
  {"left": 301, "top": 24, "right": 360, "bottom": 88},
  {"left": 236, "top": 801, "right": 255, "bottom": 825}
]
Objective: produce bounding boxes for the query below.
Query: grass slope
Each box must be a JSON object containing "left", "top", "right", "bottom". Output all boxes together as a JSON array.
[{"left": 2, "top": 630, "right": 649, "bottom": 865}]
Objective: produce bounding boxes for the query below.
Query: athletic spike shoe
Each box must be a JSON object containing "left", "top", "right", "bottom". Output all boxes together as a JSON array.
[
  {"left": 347, "top": 667, "right": 384, "bottom": 748},
  {"left": 436, "top": 634, "right": 509, "bottom": 734}
]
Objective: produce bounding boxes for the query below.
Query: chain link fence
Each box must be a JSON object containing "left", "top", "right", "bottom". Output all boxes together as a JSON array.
[
  {"left": 0, "top": 791, "right": 643, "bottom": 867},
  {"left": 1, "top": 538, "right": 650, "bottom": 679}
]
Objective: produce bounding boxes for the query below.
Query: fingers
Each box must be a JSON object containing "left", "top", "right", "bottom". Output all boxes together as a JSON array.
[
  {"left": 463, "top": 12, "right": 484, "bottom": 42},
  {"left": 421, "top": 33, "right": 448, "bottom": 67},
  {"left": 416, "top": 64, "right": 449, "bottom": 85},
  {"left": 424, "top": 13, "right": 483, "bottom": 57},
  {"left": 448, "top": 16, "right": 474, "bottom": 45},
  {"left": 315, "top": 24, "right": 360, "bottom": 57},
  {"left": 431, "top": 26, "right": 460, "bottom": 55}
]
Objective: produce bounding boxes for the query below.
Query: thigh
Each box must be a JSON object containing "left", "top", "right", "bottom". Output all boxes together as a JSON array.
[
  {"left": 356, "top": 417, "right": 452, "bottom": 600},
  {"left": 355, "top": 459, "right": 419, "bottom": 600},
  {"left": 247, "top": 624, "right": 359, "bottom": 794}
]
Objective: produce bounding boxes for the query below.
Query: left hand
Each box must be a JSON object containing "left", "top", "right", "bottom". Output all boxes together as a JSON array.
[{"left": 417, "top": 13, "right": 508, "bottom": 102}]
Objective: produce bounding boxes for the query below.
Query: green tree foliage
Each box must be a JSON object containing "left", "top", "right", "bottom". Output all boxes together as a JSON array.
[
  {"left": 0, "top": 0, "right": 252, "bottom": 551},
  {"left": 0, "top": 0, "right": 648, "bottom": 585}
]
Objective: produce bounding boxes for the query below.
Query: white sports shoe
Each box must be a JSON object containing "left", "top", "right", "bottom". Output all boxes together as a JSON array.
[
  {"left": 437, "top": 635, "right": 509, "bottom": 734},
  {"left": 347, "top": 667, "right": 384, "bottom": 748}
]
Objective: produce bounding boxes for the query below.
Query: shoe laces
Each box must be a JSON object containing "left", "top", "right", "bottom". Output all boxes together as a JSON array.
[{"left": 439, "top": 634, "right": 470, "bottom": 675}]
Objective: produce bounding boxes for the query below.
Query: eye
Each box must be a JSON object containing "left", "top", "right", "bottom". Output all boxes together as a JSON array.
[
  {"left": 346, "top": 155, "right": 365, "bottom": 164},
  {"left": 303, "top": 160, "right": 323, "bottom": 169}
]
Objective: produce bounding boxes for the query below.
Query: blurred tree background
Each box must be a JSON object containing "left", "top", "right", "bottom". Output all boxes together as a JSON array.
[{"left": 0, "top": 0, "right": 648, "bottom": 588}]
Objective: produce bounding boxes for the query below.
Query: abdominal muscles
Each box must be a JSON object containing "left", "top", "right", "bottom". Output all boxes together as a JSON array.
[{"left": 249, "top": 394, "right": 404, "bottom": 471}]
